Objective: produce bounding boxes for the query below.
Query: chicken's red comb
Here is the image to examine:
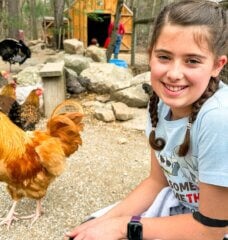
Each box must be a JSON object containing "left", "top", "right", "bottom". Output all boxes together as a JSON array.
[{"left": 36, "top": 88, "right": 43, "bottom": 96}]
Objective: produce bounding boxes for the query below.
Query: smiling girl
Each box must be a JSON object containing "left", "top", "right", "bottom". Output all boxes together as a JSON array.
[{"left": 66, "top": 1, "right": 228, "bottom": 239}]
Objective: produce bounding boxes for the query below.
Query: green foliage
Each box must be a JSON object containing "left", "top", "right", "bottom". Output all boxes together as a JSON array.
[
  {"left": 88, "top": 13, "right": 104, "bottom": 22},
  {"left": 22, "top": 0, "right": 53, "bottom": 19},
  {"left": 0, "top": 11, "right": 8, "bottom": 32}
]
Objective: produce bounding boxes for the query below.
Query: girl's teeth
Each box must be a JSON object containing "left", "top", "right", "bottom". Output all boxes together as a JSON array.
[{"left": 165, "top": 84, "right": 185, "bottom": 92}]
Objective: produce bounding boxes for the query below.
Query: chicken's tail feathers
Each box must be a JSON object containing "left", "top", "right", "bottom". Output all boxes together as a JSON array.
[
  {"left": 50, "top": 99, "right": 84, "bottom": 118},
  {"left": 47, "top": 100, "right": 84, "bottom": 157}
]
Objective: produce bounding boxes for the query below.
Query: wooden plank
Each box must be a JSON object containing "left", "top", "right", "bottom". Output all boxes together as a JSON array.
[
  {"left": 39, "top": 61, "right": 66, "bottom": 117},
  {"left": 39, "top": 61, "right": 65, "bottom": 77},
  {"left": 120, "top": 3, "right": 133, "bottom": 51}
]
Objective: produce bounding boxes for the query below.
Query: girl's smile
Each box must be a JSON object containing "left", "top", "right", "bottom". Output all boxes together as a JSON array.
[
  {"left": 162, "top": 82, "right": 188, "bottom": 97},
  {"left": 163, "top": 83, "right": 187, "bottom": 93}
]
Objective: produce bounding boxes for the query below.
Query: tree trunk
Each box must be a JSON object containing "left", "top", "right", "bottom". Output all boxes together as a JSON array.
[
  {"left": 30, "top": 0, "right": 38, "bottom": 40},
  {"left": 7, "top": 0, "right": 20, "bottom": 38},
  {"left": 106, "top": 0, "right": 124, "bottom": 62},
  {"left": 0, "top": 0, "right": 4, "bottom": 37},
  {"left": 53, "top": 0, "right": 65, "bottom": 50},
  {"left": 0, "top": 0, "right": 3, "bottom": 15}
]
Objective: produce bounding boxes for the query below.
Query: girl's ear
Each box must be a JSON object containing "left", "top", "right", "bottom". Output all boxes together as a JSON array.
[{"left": 212, "top": 55, "right": 227, "bottom": 77}]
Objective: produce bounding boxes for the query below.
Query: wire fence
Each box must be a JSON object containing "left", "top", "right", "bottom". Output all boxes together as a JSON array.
[{"left": 129, "top": 0, "right": 174, "bottom": 72}]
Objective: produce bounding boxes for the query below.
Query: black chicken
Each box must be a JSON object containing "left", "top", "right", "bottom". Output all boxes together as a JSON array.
[{"left": 0, "top": 38, "right": 31, "bottom": 72}]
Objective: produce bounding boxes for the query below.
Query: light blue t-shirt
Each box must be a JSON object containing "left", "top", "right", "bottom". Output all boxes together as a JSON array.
[{"left": 146, "top": 82, "right": 228, "bottom": 210}]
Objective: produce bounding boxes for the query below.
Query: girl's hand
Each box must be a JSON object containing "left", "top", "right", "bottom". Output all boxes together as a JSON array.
[{"left": 65, "top": 216, "right": 129, "bottom": 240}]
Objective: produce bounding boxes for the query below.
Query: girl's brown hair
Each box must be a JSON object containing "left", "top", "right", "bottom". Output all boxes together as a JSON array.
[{"left": 148, "top": 0, "right": 228, "bottom": 156}]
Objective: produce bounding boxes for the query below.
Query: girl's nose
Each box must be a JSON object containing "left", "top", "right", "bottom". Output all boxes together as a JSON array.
[{"left": 166, "top": 62, "right": 184, "bottom": 81}]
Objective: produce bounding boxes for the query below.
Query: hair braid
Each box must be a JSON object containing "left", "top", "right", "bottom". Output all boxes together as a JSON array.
[
  {"left": 178, "top": 77, "right": 220, "bottom": 156},
  {"left": 148, "top": 92, "right": 166, "bottom": 150}
]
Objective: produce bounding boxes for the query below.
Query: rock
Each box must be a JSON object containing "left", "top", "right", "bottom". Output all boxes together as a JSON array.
[
  {"left": 64, "top": 54, "right": 92, "bottom": 75},
  {"left": 85, "top": 45, "right": 107, "bottom": 62},
  {"left": 28, "top": 39, "right": 44, "bottom": 46},
  {"left": 77, "top": 75, "right": 91, "bottom": 89},
  {"left": 111, "top": 84, "right": 149, "bottom": 108},
  {"left": 112, "top": 102, "right": 134, "bottom": 121},
  {"left": 94, "top": 108, "right": 115, "bottom": 122},
  {"left": 120, "top": 108, "right": 148, "bottom": 131},
  {"left": 45, "top": 51, "right": 65, "bottom": 63},
  {"left": 65, "top": 68, "right": 86, "bottom": 94},
  {"left": 80, "top": 62, "right": 133, "bottom": 94},
  {"left": 63, "top": 39, "right": 85, "bottom": 55},
  {"left": 82, "top": 100, "right": 104, "bottom": 109},
  {"left": 16, "top": 65, "right": 43, "bottom": 86},
  {"left": 117, "top": 137, "right": 128, "bottom": 144},
  {"left": 30, "top": 43, "right": 46, "bottom": 53},
  {"left": 131, "top": 71, "right": 151, "bottom": 86},
  {"left": 95, "top": 94, "right": 110, "bottom": 103}
]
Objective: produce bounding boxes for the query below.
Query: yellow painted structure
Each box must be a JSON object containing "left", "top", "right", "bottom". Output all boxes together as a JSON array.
[{"left": 68, "top": 0, "right": 133, "bottom": 51}]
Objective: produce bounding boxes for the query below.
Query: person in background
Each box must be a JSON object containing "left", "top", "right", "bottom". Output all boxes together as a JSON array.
[
  {"left": 106, "top": 21, "right": 125, "bottom": 59},
  {"left": 65, "top": 1, "right": 228, "bottom": 239},
  {"left": 90, "top": 38, "right": 99, "bottom": 47}
]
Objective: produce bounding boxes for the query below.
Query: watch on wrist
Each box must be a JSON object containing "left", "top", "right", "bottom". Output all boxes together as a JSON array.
[{"left": 127, "top": 216, "right": 142, "bottom": 240}]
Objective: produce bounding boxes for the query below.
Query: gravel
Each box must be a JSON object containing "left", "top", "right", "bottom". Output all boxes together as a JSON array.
[{"left": 0, "top": 110, "right": 150, "bottom": 239}]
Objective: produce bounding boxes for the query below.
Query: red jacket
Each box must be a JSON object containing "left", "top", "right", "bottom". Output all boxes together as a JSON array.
[{"left": 108, "top": 22, "right": 125, "bottom": 36}]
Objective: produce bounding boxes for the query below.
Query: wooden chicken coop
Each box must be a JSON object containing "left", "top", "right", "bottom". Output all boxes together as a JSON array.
[
  {"left": 68, "top": 0, "right": 133, "bottom": 51},
  {"left": 42, "top": 16, "right": 70, "bottom": 47}
]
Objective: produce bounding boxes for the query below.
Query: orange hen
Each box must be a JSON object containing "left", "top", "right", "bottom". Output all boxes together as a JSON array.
[
  {"left": 0, "top": 83, "right": 16, "bottom": 113},
  {"left": 0, "top": 102, "right": 84, "bottom": 228},
  {"left": 0, "top": 82, "right": 23, "bottom": 128}
]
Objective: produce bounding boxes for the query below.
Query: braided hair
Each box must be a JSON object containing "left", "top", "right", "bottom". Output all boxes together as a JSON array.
[{"left": 148, "top": 1, "right": 227, "bottom": 156}]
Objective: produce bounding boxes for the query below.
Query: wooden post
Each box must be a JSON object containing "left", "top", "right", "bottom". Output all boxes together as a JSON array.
[
  {"left": 39, "top": 61, "right": 66, "bottom": 117},
  {"left": 131, "top": 7, "right": 136, "bottom": 66},
  {"left": 106, "top": 0, "right": 124, "bottom": 61}
]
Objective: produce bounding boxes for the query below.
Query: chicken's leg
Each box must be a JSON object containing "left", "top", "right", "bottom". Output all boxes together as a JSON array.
[
  {"left": 20, "top": 200, "right": 44, "bottom": 225},
  {"left": 0, "top": 200, "right": 19, "bottom": 229}
]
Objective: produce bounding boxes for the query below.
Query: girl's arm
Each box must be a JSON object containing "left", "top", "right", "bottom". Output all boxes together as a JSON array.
[
  {"left": 107, "top": 150, "right": 227, "bottom": 240},
  {"left": 137, "top": 182, "right": 228, "bottom": 240}
]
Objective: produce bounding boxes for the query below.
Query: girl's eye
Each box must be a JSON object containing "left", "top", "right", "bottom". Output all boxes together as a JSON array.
[
  {"left": 157, "top": 55, "right": 170, "bottom": 61},
  {"left": 186, "top": 58, "right": 201, "bottom": 64}
]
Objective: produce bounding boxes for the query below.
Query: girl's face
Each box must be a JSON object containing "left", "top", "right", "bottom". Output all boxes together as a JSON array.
[{"left": 150, "top": 24, "right": 227, "bottom": 119}]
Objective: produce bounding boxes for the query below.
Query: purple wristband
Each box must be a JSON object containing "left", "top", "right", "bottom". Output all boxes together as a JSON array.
[{"left": 131, "top": 216, "right": 141, "bottom": 222}]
